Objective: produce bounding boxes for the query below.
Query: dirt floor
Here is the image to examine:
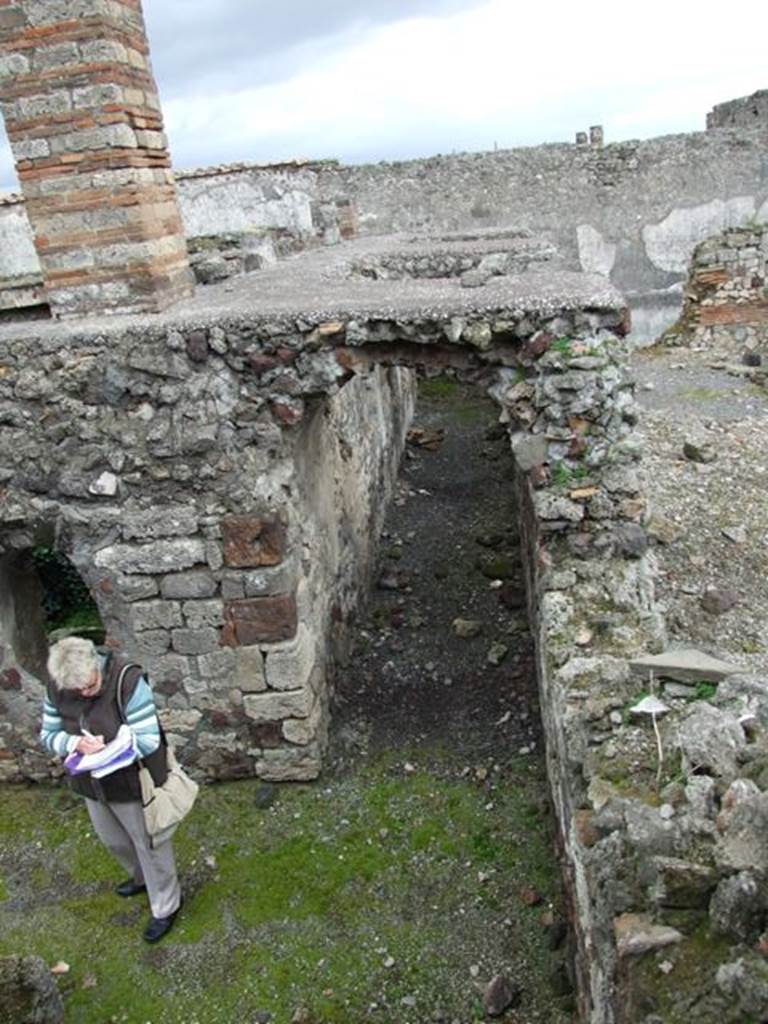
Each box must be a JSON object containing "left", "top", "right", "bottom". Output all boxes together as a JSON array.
[{"left": 0, "top": 380, "right": 571, "bottom": 1024}]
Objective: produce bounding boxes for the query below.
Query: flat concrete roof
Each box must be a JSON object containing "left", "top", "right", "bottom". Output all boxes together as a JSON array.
[{"left": 0, "top": 235, "right": 625, "bottom": 344}]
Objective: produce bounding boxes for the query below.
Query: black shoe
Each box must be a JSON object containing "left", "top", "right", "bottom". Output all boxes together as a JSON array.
[
  {"left": 143, "top": 901, "right": 182, "bottom": 943},
  {"left": 116, "top": 879, "right": 147, "bottom": 898}
]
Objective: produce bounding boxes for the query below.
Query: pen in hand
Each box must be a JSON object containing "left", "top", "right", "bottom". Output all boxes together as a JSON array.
[{"left": 77, "top": 728, "right": 105, "bottom": 755}]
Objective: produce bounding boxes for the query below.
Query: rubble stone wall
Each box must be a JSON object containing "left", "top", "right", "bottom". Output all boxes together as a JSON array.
[
  {"left": 0, "top": 312, "right": 416, "bottom": 783},
  {"left": 315, "top": 128, "right": 768, "bottom": 343},
  {"left": 662, "top": 224, "right": 768, "bottom": 349},
  {"left": 2, "top": 117, "right": 768, "bottom": 333},
  {"left": 707, "top": 89, "right": 768, "bottom": 129}
]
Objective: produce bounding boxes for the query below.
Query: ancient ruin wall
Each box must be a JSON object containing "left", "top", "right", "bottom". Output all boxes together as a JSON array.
[
  {"left": 707, "top": 89, "right": 768, "bottom": 129},
  {"left": 663, "top": 223, "right": 768, "bottom": 348},
  {"left": 314, "top": 128, "right": 768, "bottom": 342},
  {"left": 2, "top": 120, "right": 768, "bottom": 333},
  {"left": 0, "top": 312, "right": 415, "bottom": 783}
]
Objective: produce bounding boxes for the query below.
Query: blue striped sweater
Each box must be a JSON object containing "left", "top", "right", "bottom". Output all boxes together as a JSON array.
[{"left": 41, "top": 674, "right": 161, "bottom": 761}]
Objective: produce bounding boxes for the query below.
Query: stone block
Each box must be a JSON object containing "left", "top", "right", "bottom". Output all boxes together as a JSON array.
[
  {"left": 95, "top": 539, "right": 206, "bottom": 575},
  {"left": 171, "top": 627, "right": 219, "bottom": 656},
  {"left": 12, "top": 138, "right": 50, "bottom": 161},
  {"left": 629, "top": 648, "right": 742, "bottom": 683},
  {"left": 256, "top": 742, "right": 322, "bottom": 782},
  {"left": 129, "top": 599, "right": 183, "bottom": 632},
  {"left": 0, "top": 8, "right": 26, "bottom": 32},
  {"left": 49, "top": 123, "right": 138, "bottom": 154},
  {"left": 222, "top": 594, "right": 297, "bottom": 645},
  {"left": 160, "top": 709, "right": 202, "bottom": 734},
  {"left": 133, "top": 630, "right": 171, "bottom": 657},
  {"left": 32, "top": 42, "right": 79, "bottom": 70},
  {"left": 160, "top": 570, "right": 217, "bottom": 599},
  {"left": 614, "top": 913, "right": 683, "bottom": 957},
  {"left": 243, "top": 688, "right": 312, "bottom": 723},
  {"left": 183, "top": 599, "right": 225, "bottom": 629},
  {"left": 196, "top": 649, "right": 236, "bottom": 683},
  {"left": 80, "top": 39, "right": 129, "bottom": 64},
  {"left": 72, "top": 83, "right": 124, "bottom": 110},
  {"left": 282, "top": 695, "right": 324, "bottom": 745},
  {"left": 220, "top": 574, "right": 245, "bottom": 600},
  {"left": 17, "top": 90, "right": 72, "bottom": 121},
  {"left": 234, "top": 646, "right": 266, "bottom": 692},
  {"left": 222, "top": 516, "right": 286, "bottom": 568},
  {"left": 650, "top": 856, "right": 717, "bottom": 909},
  {"left": 197, "top": 730, "right": 237, "bottom": 752},
  {"left": 243, "top": 561, "right": 296, "bottom": 597},
  {"left": 263, "top": 623, "right": 315, "bottom": 691},
  {"left": 147, "top": 653, "right": 190, "bottom": 694},
  {"left": 115, "top": 575, "right": 159, "bottom": 602}
]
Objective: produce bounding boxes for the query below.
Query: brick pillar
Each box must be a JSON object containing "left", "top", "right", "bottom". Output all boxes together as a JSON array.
[{"left": 0, "top": 0, "right": 194, "bottom": 318}]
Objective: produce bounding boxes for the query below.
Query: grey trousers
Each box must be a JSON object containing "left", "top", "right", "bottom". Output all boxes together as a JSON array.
[{"left": 85, "top": 798, "right": 181, "bottom": 919}]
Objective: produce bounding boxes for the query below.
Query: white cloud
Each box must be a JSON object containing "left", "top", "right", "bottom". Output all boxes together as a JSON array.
[{"left": 0, "top": 0, "right": 766, "bottom": 189}]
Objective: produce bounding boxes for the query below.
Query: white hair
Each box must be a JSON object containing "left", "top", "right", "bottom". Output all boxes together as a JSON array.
[{"left": 47, "top": 637, "right": 100, "bottom": 691}]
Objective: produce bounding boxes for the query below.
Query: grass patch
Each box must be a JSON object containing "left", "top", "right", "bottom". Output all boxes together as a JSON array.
[
  {"left": 677, "top": 386, "right": 722, "bottom": 401},
  {"left": 417, "top": 376, "right": 492, "bottom": 424},
  {"left": 419, "top": 376, "right": 460, "bottom": 400},
  {"left": 0, "top": 751, "right": 568, "bottom": 1024}
]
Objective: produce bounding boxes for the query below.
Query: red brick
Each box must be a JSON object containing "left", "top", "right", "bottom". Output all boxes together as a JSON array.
[
  {"left": 700, "top": 302, "right": 768, "bottom": 326},
  {"left": 0, "top": 668, "right": 22, "bottom": 690},
  {"left": 222, "top": 516, "right": 286, "bottom": 568},
  {"left": 222, "top": 595, "right": 297, "bottom": 645}
]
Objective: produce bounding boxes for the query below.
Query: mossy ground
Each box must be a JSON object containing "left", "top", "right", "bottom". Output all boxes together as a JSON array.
[{"left": 0, "top": 751, "right": 568, "bottom": 1024}]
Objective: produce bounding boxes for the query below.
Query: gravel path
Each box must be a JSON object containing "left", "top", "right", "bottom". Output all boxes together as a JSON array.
[{"left": 632, "top": 342, "right": 768, "bottom": 675}]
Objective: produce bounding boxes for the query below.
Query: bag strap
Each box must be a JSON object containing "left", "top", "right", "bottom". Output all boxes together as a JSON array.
[
  {"left": 115, "top": 662, "right": 139, "bottom": 725},
  {"left": 115, "top": 662, "right": 169, "bottom": 766}
]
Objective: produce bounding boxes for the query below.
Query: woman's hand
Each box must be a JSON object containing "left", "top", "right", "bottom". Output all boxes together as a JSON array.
[{"left": 76, "top": 733, "right": 105, "bottom": 755}]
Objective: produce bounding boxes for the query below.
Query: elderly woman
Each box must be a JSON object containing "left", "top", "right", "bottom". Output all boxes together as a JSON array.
[{"left": 41, "top": 636, "right": 182, "bottom": 943}]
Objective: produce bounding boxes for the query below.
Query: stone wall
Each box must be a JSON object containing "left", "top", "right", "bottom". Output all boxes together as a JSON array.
[
  {"left": 662, "top": 224, "right": 768, "bottom": 349},
  {"left": 0, "top": 314, "right": 415, "bottom": 784},
  {"left": 315, "top": 127, "right": 768, "bottom": 343},
  {"left": 2, "top": 111, "right": 768, "bottom": 332},
  {"left": 174, "top": 160, "right": 323, "bottom": 241},
  {"left": 707, "top": 89, "right": 768, "bottom": 130}
]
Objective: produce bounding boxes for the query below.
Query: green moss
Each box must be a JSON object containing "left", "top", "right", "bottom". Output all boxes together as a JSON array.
[
  {"left": 551, "top": 337, "right": 574, "bottom": 356},
  {"left": 417, "top": 376, "right": 492, "bottom": 424},
  {"left": 0, "top": 753, "right": 567, "bottom": 1024},
  {"left": 678, "top": 386, "right": 722, "bottom": 401},
  {"left": 419, "top": 376, "right": 460, "bottom": 399},
  {"left": 631, "top": 921, "right": 734, "bottom": 1024}
]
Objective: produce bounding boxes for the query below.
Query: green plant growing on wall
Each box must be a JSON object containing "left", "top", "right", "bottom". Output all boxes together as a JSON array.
[
  {"left": 687, "top": 680, "right": 718, "bottom": 702},
  {"left": 551, "top": 462, "right": 573, "bottom": 488},
  {"left": 551, "top": 337, "right": 574, "bottom": 357}
]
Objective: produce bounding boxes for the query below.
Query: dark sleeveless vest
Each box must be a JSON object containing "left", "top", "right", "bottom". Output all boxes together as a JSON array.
[{"left": 47, "top": 650, "right": 168, "bottom": 803}]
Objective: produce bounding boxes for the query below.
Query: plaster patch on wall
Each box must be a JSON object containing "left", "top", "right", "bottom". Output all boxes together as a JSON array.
[
  {"left": 757, "top": 197, "right": 768, "bottom": 223},
  {"left": 0, "top": 204, "right": 41, "bottom": 277},
  {"left": 643, "top": 197, "right": 756, "bottom": 274},
  {"left": 178, "top": 176, "right": 314, "bottom": 237},
  {"left": 577, "top": 224, "right": 616, "bottom": 277}
]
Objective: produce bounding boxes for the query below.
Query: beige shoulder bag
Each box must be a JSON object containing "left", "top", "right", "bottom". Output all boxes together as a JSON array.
[{"left": 117, "top": 665, "right": 199, "bottom": 848}]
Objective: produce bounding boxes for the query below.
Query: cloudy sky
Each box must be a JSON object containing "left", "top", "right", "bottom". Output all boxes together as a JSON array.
[{"left": 1, "top": 0, "right": 766, "bottom": 188}]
